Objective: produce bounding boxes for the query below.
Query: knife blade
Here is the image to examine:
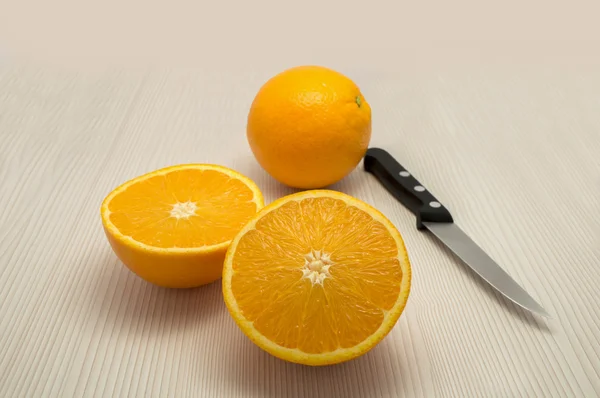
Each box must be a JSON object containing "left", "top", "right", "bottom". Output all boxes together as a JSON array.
[{"left": 364, "top": 147, "right": 550, "bottom": 318}]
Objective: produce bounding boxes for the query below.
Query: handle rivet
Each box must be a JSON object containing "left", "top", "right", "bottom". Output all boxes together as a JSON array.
[
  {"left": 399, "top": 171, "right": 410, "bottom": 177},
  {"left": 429, "top": 201, "right": 441, "bottom": 208},
  {"left": 414, "top": 185, "right": 425, "bottom": 192}
]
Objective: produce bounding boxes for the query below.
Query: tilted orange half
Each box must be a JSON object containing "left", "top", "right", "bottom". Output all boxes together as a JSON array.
[
  {"left": 101, "top": 164, "right": 264, "bottom": 288},
  {"left": 223, "top": 190, "right": 411, "bottom": 366}
]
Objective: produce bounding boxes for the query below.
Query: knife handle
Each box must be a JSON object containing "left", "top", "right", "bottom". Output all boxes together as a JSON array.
[{"left": 364, "top": 147, "right": 454, "bottom": 230}]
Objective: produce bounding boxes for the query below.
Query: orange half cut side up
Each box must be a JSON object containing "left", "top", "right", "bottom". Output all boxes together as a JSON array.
[
  {"left": 223, "top": 190, "right": 411, "bottom": 365},
  {"left": 101, "top": 164, "right": 264, "bottom": 288}
]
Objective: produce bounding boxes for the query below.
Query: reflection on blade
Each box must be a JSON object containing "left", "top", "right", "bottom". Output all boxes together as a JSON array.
[{"left": 422, "top": 222, "right": 550, "bottom": 318}]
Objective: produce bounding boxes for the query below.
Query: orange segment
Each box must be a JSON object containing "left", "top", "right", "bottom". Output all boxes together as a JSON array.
[
  {"left": 223, "top": 190, "right": 411, "bottom": 365},
  {"left": 101, "top": 164, "right": 264, "bottom": 288}
]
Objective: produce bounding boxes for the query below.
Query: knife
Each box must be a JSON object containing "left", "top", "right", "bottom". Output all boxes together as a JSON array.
[{"left": 364, "top": 147, "right": 550, "bottom": 318}]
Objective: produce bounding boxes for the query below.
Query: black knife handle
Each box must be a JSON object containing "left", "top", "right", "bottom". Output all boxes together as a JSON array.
[{"left": 364, "top": 147, "right": 454, "bottom": 230}]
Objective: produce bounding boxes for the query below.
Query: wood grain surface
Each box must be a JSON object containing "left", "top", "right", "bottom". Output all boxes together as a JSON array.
[{"left": 0, "top": 61, "right": 599, "bottom": 397}]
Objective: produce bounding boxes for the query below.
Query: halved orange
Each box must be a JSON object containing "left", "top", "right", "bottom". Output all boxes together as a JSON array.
[
  {"left": 101, "top": 164, "right": 264, "bottom": 288},
  {"left": 223, "top": 190, "right": 411, "bottom": 366}
]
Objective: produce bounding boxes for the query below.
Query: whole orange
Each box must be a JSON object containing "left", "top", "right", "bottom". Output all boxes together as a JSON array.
[{"left": 247, "top": 65, "right": 372, "bottom": 189}]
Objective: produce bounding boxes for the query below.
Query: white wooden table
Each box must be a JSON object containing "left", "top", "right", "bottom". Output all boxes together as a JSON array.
[{"left": 1, "top": 57, "right": 599, "bottom": 397}]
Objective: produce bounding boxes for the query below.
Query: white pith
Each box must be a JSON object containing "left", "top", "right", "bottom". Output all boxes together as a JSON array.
[
  {"left": 170, "top": 201, "right": 198, "bottom": 219},
  {"left": 302, "top": 249, "right": 332, "bottom": 285}
]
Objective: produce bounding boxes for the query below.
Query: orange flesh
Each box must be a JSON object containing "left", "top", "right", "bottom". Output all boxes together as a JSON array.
[
  {"left": 108, "top": 169, "right": 259, "bottom": 248},
  {"left": 230, "top": 197, "right": 403, "bottom": 354}
]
